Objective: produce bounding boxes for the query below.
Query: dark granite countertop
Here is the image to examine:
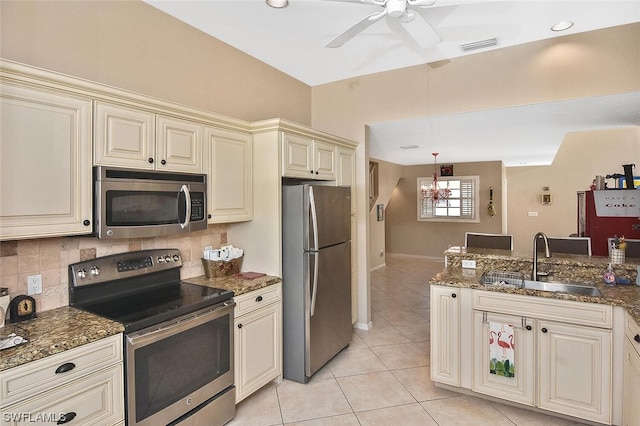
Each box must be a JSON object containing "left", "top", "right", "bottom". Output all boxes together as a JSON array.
[
  {"left": 0, "top": 274, "right": 281, "bottom": 373},
  {"left": 0, "top": 306, "right": 124, "bottom": 372},
  {"left": 184, "top": 273, "right": 282, "bottom": 296},
  {"left": 435, "top": 247, "right": 640, "bottom": 324}
]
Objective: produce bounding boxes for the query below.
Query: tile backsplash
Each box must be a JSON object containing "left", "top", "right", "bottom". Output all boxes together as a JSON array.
[{"left": 0, "top": 225, "right": 227, "bottom": 313}]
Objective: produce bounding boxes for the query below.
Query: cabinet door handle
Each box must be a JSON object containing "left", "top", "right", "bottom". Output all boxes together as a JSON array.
[
  {"left": 635, "top": 334, "right": 640, "bottom": 343},
  {"left": 451, "top": 293, "right": 457, "bottom": 298},
  {"left": 541, "top": 327, "right": 548, "bottom": 333},
  {"left": 57, "top": 412, "right": 76, "bottom": 424},
  {"left": 55, "top": 362, "right": 76, "bottom": 374},
  {"left": 255, "top": 296, "right": 263, "bottom": 302}
]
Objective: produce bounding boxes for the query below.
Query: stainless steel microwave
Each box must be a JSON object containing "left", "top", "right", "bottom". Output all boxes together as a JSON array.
[{"left": 94, "top": 166, "right": 207, "bottom": 239}]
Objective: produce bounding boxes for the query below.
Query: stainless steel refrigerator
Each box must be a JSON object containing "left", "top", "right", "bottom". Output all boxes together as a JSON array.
[{"left": 282, "top": 184, "right": 352, "bottom": 383}]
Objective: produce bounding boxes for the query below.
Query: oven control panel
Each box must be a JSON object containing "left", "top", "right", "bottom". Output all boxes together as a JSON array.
[{"left": 69, "top": 249, "right": 183, "bottom": 287}]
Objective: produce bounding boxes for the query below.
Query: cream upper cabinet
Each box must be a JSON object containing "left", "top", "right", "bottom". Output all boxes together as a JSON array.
[
  {"left": 94, "top": 101, "right": 155, "bottom": 169},
  {"left": 204, "top": 127, "right": 253, "bottom": 223},
  {"left": 156, "top": 115, "right": 203, "bottom": 173},
  {"left": 430, "top": 285, "right": 461, "bottom": 386},
  {"left": 336, "top": 146, "right": 356, "bottom": 213},
  {"left": 623, "top": 313, "right": 640, "bottom": 426},
  {"left": 94, "top": 101, "right": 203, "bottom": 172},
  {"left": 281, "top": 133, "right": 335, "bottom": 180},
  {"left": 0, "top": 82, "right": 93, "bottom": 240}
]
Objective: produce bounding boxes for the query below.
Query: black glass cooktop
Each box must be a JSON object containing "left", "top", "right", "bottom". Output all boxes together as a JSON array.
[{"left": 80, "top": 282, "right": 233, "bottom": 333}]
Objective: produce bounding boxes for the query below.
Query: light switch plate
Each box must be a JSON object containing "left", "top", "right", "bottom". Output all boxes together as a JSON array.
[{"left": 462, "top": 259, "right": 476, "bottom": 269}]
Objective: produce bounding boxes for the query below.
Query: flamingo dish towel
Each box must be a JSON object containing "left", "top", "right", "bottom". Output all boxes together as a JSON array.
[{"left": 489, "top": 322, "right": 515, "bottom": 378}]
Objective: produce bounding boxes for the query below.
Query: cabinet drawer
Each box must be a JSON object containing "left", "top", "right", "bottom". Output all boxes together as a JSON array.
[
  {"left": 1, "top": 364, "right": 124, "bottom": 426},
  {"left": 1, "top": 334, "right": 122, "bottom": 407},
  {"left": 234, "top": 284, "right": 282, "bottom": 318},
  {"left": 626, "top": 313, "right": 640, "bottom": 352},
  {"left": 472, "top": 290, "right": 612, "bottom": 328}
]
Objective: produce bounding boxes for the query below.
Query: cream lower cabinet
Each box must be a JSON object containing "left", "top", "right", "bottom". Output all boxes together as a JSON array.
[
  {"left": 0, "top": 81, "right": 92, "bottom": 240},
  {"left": 430, "top": 285, "right": 461, "bottom": 386},
  {"left": 470, "top": 290, "right": 613, "bottom": 425},
  {"left": 234, "top": 283, "right": 282, "bottom": 403},
  {"left": 623, "top": 313, "right": 640, "bottom": 426},
  {"left": 204, "top": 127, "right": 252, "bottom": 223},
  {"left": 472, "top": 311, "right": 535, "bottom": 406},
  {"left": 0, "top": 334, "right": 124, "bottom": 425}
]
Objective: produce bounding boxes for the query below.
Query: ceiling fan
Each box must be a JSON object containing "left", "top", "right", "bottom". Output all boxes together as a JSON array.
[{"left": 325, "top": 0, "right": 442, "bottom": 48}]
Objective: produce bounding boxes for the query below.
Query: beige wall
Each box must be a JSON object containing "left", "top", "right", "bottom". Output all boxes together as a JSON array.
[
  {"left": 310, "top": 23, "right": 640, "bottom": 262},
  {"left": 384, "top": 161, "right": 504, "bottom": 257},
  {"left": 0, "top": 0, "right": 311, "bottom": 124},
  {"left": 369, "top": 159, "right": 404, "bottom": 270},
  {"left": 507, "top": 127, "right": 640, "bottom": 252}
]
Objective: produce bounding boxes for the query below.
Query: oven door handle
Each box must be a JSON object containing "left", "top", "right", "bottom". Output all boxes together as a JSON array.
[
  {"left": 178, "top": 184, "right": 192, "bottom": 229},
  {"left": 127, "top": 300, "right": 235, "bottom": 347}
]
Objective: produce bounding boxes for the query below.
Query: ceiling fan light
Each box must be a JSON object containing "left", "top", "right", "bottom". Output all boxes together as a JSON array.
[
  {"left": 551, "top": 21, "right": 573, "bottom": 31},
  {"left": 266, "top": 0, "right": 288, "bottom": 8}
]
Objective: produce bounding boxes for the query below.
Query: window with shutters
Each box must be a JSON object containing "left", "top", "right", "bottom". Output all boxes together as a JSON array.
[{"left": 417, "top": 175, "right": 479, "bottom": 222}]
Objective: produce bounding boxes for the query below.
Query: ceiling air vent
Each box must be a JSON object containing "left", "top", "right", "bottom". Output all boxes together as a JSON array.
[{"left": 460, "top": 38, "right": 498, "bottom": 52}]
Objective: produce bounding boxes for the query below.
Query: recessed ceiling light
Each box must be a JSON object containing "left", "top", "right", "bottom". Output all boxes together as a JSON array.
[
  {"left": 551, "top": 21, "right": 574, "bottom": 32},
  {"left": 266, "top": 0, "right": 288, "bottom": 8},
  {"left": 400, "top": 145, "right": 419, "bottom": 149}
]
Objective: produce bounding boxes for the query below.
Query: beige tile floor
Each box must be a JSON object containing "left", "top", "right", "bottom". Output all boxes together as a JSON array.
[{"left": 227, "top": 255, "right": 588, "bottom": 426}]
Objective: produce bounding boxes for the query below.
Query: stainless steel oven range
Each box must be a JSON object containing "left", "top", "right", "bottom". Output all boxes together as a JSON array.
[{"left": 69, "top": 249, "right": 235, "bottom": 426}]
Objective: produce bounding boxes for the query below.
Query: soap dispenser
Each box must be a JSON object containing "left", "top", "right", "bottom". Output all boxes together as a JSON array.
[{"left": 604, "top": 263, "right": 616, "bottom": 286}]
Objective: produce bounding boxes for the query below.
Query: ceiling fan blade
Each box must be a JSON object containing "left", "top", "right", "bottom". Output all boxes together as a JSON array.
[
  {"left": 325, "top": 9, "right": 387, "bottom": 48},
  {"left": 409, "top": 6, "right": 442, "bottom": 46},
  {"left": 407, "top": 0, "right": 436, "bottom": 6}
]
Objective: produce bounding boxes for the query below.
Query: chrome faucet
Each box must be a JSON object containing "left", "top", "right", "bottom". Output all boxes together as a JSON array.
[{"left": 532, "top": 232, "right": 551, "bottom": 281}]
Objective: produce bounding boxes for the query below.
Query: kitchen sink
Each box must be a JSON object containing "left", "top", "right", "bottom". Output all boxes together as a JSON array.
[
  {"left": 521, "top": 280, "right": 603, "bottom": 297},
  {"left": 479, "top": 271, "right": 603, "bottom": 297}
]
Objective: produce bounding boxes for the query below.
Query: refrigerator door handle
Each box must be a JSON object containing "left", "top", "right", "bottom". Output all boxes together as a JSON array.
[
  {"left": 310, "top": 251, "right": 319, "bottom": 316},
  {"left": 309, "top": 186, "right": 320, "bottom": 316},
  {"left": 309, "top": 186, "right": 319, "bottom": 251}
]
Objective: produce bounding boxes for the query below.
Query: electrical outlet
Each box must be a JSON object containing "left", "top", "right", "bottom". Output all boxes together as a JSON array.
[
  {"left": 27, "top": 274, "right": 42, "bottom": 295},
  {"left": 462, "top": 259, "right": 476, "bottom": 269}
]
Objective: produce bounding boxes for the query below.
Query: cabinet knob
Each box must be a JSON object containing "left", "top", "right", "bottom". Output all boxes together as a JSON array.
[
  {"left": 451, "top": 293, "right": 457, "bottom": 298},
  {"left": 57, "top": 412, "right": 76, "bottom": 424},
  {"left": 541, "top": 327, "right": 548, "bottom": 333},
  {"left": 315, "top": 170, "right": 319, "bottom": 175},
  {"left": 237, "top": 324, "right": 242, "bottom": 329},
  {"left": 148, "top": 157, "right": 154, "bottom": 164},
  {"left": 161, "top": 159, "right": 166, "bottom": 165},
  {"left": 255, "top": 296, "right": 263, "bottom": 302},
  {"left": 635, "top": 334, "right": 640, "bottom": 343},
  {"left": 310, "top": 170, "right": 314, "bottom": 174},
  {"left": 82, "top": 219, "right": 91, "bottom": 227},
  {"left": 55, "top": 362, "right": 76, "bottom": 374},
  {"left": 526, "top": 325, "right": 532, "bottom": 331},
  {"left": 208, "top": 214, "right": 212, "bottom": 219}
]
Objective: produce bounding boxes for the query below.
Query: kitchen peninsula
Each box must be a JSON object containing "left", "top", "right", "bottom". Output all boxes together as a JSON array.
[{"left": 431, "top": 246, "right": 640, "bottom": 425}]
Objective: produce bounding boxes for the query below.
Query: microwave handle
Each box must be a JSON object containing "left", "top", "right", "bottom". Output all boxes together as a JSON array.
[{"left": 179, "top": 185, "right": 191, "bottom": 229}]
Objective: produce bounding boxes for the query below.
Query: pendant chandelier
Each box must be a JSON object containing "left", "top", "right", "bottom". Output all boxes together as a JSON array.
[{"left": 421, "top": 152, "right": 451, "bottom": 202}]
